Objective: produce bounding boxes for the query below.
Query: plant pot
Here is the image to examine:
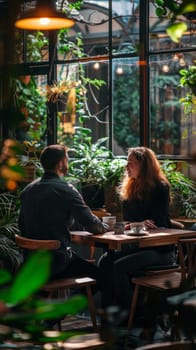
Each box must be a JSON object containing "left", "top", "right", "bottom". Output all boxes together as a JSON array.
[
  {"left": 104, "top": 185, "right": 122, "bottom": 220},
  {"left": 56, "top": 94, "right": 68, "bottom": 112},
  {"left": 81, "top": 184, "right": 105, "bottom": 209},
  {"left": 18, "top": 75, "right": 31, "bottom": 85}
]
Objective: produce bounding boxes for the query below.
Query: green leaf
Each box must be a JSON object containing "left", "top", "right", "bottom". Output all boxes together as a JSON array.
[
  {"left": 180, "top": 2, "right": 196, "bottom": 14},
  {"left": 2, "top": 296, "right": 87, "bottom": 324},
  {"left": 0, "top": 269, "right": 12, "bottom": 285},
  {"left": 7, "top": 250, "right": 51, "bottom": 305},
  {"left": 155, "top": 0, "right": 165, "bottom": 6},
  {"left": 166, "top": 22, "right": 187, "bottom": 43},
  {"left": 34, "top": 295, "right": 88, "bottom": 320}
]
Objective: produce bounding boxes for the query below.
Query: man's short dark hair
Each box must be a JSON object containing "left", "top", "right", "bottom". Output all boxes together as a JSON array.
[{"left": 40, "top": 145, "right": 68, "bottom": 171}]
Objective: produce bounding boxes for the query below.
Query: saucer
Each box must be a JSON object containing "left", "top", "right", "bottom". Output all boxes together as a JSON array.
[{"left": 124, "top": 230, "right": 149, "bottom": 236}]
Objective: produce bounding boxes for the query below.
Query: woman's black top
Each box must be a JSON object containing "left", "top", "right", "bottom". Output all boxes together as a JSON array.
[
  {"left": 122, "top": 181, "right": 172, "bottom": 253},
  {"left": 122, "top": 181, "right": 171, "bottom": 228}
]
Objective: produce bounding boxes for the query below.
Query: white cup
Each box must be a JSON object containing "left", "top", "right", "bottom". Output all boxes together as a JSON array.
[
  {"left": 102, "top": 216, "right": 116, "bottom": 231},
  {"left": 130, "top": 222, "right": 146, "bottom": 234}
]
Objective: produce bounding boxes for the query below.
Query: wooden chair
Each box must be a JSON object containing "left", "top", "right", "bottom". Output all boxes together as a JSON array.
[
  {"left": 15, "top": 234, "right": 97, "bottom": 330},
  {"left": 178, "top": 237, "right": 196, "bottom": 281},
  {"left": 170, "top": 219, "right": 184, "bottom": 230},
  {"left": 63, "top": 333, "right": 106, "bottom": 350},
  {"left": 135, "top": 341, "right": 195, "bottom": 350},
  {"left": 127, "top": 235, "right": 188, "bottom": 331}
]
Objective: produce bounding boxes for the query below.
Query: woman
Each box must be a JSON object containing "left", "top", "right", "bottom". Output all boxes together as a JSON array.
[
  {"left": 98, "top": 147, "right": 176, "bottom": 313},
  {"left": 121, "top": 146, "right": 171, "bottom": 229}
]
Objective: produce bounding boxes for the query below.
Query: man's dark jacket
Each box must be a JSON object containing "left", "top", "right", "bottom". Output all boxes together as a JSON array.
[{"left": 18, "top": 172, "right": 106, "bottom": 276}]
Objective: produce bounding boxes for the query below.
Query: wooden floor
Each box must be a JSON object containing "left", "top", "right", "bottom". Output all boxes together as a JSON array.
[
  {"left": 0, "top": 314, "right": 186, "bottom": 350},
  {"left": 58, "top": 313, "right": 175, "bottom": 350}
]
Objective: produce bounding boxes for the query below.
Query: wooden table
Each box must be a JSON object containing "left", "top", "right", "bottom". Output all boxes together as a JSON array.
[{"left": 71, "top": 228, "right": 196, "bottom": 251}]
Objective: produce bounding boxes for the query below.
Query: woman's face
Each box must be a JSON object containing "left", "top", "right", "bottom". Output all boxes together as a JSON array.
[{"left": 126, "top": 155, "right": 141, "bottom": 179}]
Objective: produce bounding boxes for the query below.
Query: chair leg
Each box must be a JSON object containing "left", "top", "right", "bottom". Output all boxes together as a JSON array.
[
  {"left": 127, "top": 284, "right": 139, "bottom": 331},
  {"left": 86, "top": 285, "right": 97, "bottom": 330}
]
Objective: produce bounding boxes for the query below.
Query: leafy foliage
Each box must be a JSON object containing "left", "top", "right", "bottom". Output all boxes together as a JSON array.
[
  {"left": 161, "top": 160, "right": 196, "bottom": 217},
  {"left": 0, "top": 192, "right": 20, "bottom": 237},
  {"left": 12, "top": 76, "right": 47, "bottom": 141},
  {"left": 179, "top": 64, "right": 196, "bottom": 93},
  {"left": 0, "top": 250, "right": 87, "bottom": 345},
  {"left": 15, "top": 31, "right": 48, "bottom": 63},
  {"left": 179, "top": 63, "right": 196, "bottom": 114},
  {"left": 68, "top": 127, "right": 111, "bottom": 185},
  {"left": 67, "top": 126, "right": 126, "bottom": 188}
]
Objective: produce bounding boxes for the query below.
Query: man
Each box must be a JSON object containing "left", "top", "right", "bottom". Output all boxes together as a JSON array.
[{"left": 18, "top": 144, "right": 107, "bottom": 281}]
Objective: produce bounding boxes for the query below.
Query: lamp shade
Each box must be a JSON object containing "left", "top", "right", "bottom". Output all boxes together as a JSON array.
[{"left": 15, "top": 0, "right": 75, "bottom": 30}]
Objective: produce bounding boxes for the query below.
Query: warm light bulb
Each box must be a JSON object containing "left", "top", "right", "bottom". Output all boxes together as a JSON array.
[
  {"left": 172, "top": 54, "right": 179, "bottom": 62},
  {"left": 162, "top": 64, "right": 169, "bottom": 73},
  {"left": 15, "top": 1, "right": 75, "bottom": 31},
  {"left": 179, "top": 58, "right": 186, "bottom": 66},
  {"left": 116, "top": 66, "right": 123, "bottom": 75},
  {"left": 15, "top": 16, "right": 74, "bottom": 30},
  {"left": 39, "top": 18, "right": 50, "bottom": 25},
  {"left": 93, "top": 62, "right": 100, "bottom": 70}
]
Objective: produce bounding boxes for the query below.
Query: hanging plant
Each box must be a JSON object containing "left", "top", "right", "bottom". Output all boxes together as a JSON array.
[{"left": 44, "top": 80, "right": 81, "bottom": 104}]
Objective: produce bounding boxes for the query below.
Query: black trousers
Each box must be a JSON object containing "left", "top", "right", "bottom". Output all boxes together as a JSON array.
[{"left": 98, "top": 245, "right": 176, "bottom": 310}]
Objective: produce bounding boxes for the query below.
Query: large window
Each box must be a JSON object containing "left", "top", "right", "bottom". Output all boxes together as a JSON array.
[{"left": 1, "top": 0, "right": 196, "bottom": 166}]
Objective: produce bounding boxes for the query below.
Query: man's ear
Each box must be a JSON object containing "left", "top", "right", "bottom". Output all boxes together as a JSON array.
[{"left": 57, "top": 159, "right": 63, "bottom": 171}]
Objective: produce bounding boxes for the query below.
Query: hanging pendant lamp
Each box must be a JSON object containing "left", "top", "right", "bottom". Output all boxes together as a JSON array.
[{"left": 15, "top": 0, "right": 75, "bottom": 30}]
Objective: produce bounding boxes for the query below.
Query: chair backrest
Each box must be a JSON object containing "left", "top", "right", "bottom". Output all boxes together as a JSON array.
[
  {"left": 135, "top": 341, "right": 194, "bottom": 350},
  {"left": 15, "top": 234, "right": 60, "bottom": 250}
]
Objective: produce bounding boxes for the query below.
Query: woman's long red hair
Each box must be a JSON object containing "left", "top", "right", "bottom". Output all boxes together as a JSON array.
[{"left": 119, "top": 147, "right": 170, "bottom": 201}]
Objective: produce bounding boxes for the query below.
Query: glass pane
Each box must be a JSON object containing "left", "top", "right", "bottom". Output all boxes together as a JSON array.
[
  {"left": 15, "top": 75, "right": 47, "bottom": 146},
  {"left": 111, "top": 0, "right": 140, "bottom": 55},
  {"left": 113, "top": 57, "right": 140, "bottom": 156},
  {"left": 149, "top": 53, "right": 196, "bottom": 157},
  {"left": 149, "top": 2, "right": 196, "bottom": 52},
  {"left": 58, "top": 0, "right": 140, "bottom": 59},
  {"left": 14, "top": 31, "right": 49, "bottom": 63},
  {"left": 56, "top": 61, "right": 109, "bottom": 147}
]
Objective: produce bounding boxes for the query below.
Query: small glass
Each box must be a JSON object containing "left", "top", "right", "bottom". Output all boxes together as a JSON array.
[{"left": 114, "top": 222, "right": 125, "bottom": 235}]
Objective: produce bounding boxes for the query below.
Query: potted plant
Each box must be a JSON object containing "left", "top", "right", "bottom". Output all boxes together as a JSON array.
[
  {"left": 101, "top": 157, "right": 127, "bottom": 217},
  {"left": 161, "top": 160, "right": 196, "bottom": 218},
  {"left": 67, "top": 126, "right": 126, "bottom": 214},
  {"left": 19, "top": 141, "right": 43, "bottom": 182},
  {"left": 67, "top": 126, "right": 111, "bottom": 208},
  {"left": 44, "top": 80, "right": 81, "bottom": 112},
  {"left": 153, "top": 0, "right": 196, "bottom": 42}
]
